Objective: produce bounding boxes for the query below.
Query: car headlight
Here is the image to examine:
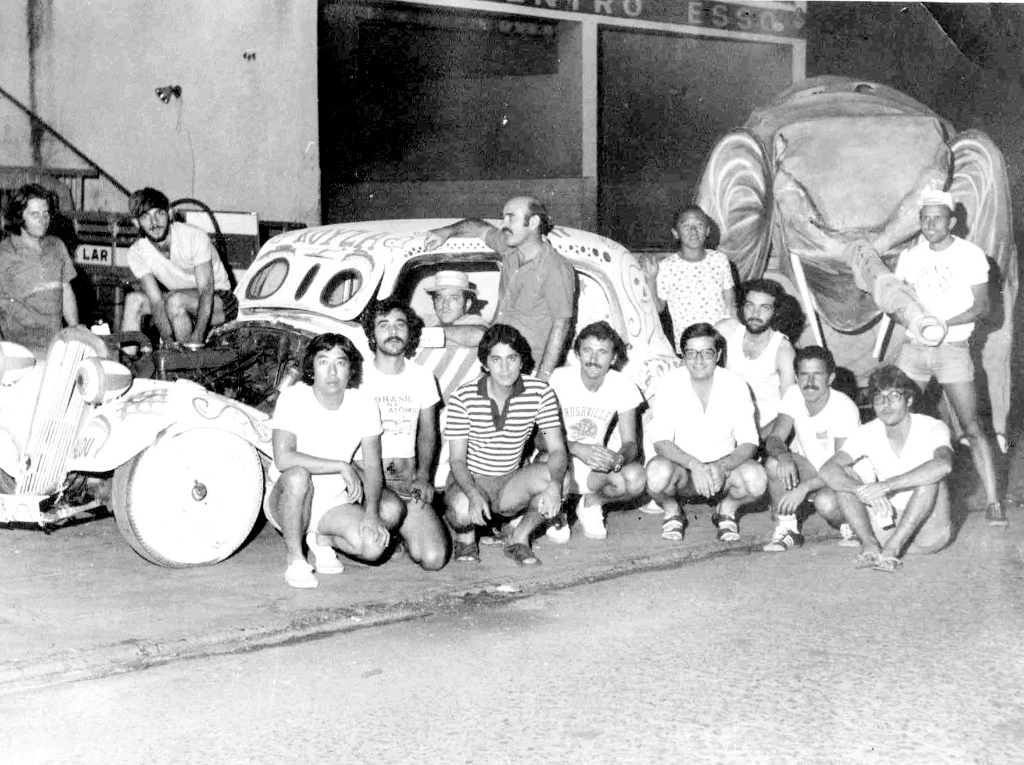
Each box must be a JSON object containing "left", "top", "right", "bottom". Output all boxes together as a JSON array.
[{"left": 76, "top": 358, "right": 134, "bottom": 404}]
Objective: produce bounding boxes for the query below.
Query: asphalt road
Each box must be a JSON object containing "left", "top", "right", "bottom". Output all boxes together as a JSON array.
[{"left": 2, "top": 515, "right": 1021, "bottom": 765}]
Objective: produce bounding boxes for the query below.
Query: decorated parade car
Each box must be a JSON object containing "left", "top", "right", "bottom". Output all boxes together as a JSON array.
[{"left": 0, "top": 220, "right": 676, "bottom": 567}]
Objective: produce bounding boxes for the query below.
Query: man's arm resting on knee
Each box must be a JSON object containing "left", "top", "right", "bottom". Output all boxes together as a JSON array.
[
  {"left": 614, "top": 407, "right": 641, "bottom": 466},
  {"left": 711, "top": 442, "right": 757, "bottom": 475},
  {"left": 189, "top": 260, "right": 216, "bottom": 343},
  {"left": 819, "top": 451, "right": 863, "bottom": 493},
  {"left": 873, "top": 446, "right": 953, "bottom": 496},
  {"left": 413, "top": 404, "right": 439, "bottom": 503},
  {"left": 138, "top": 274, "right": 175, "bottom": 343},
  {"left": 538, "top": 426, "right": 567, "bottom": 517}
]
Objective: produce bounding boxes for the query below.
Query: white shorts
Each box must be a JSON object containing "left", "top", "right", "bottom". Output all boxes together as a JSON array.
[{"left": 263, "top": 472, "right": 363, "bottom": 535}]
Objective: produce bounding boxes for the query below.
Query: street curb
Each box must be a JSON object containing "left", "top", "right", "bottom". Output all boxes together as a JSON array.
[{"left": 0, "top": 529, "right": 837, "bottom": 696}]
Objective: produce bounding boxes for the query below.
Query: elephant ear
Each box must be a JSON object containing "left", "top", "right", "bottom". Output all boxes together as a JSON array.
[
  {"left": 694, "top": 129, "right": 772, "bottom": 281},
  {"left": 949, "top": 130, "right": 1017, "bottom": 278}
]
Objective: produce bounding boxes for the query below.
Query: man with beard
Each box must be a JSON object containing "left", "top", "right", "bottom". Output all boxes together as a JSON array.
[
  {"left": 443, "top": 324, "right": 567, "bottom": 566},
  {"left": 893, "top": 189, "right": 1005, "bottom": 527},
  {"left": 715, "top": 278, "right": 796, "bottom": 437},
  {"left": 544, "top": 321, "right": 646, "bottom": 542},
  {"left": 819, "top": 365, "right": 954, "bottom": 573},
  {"left": 352, "top": 298, "right": 448, "bottom": 571},
  {"left": 422, "top": 197, "right": 576, "bottom": 380},
  {"left": 0, "top": 183, "right": 79, "bottom": 350},
  {"left": 645, "top": 322, "right": 766, "bottom": 542},
  {"left": 762, "top": 346, "right": 861, "bottom": 552},
  {"left": 121, "top": 188, "right": 236, "bottom": 346}
]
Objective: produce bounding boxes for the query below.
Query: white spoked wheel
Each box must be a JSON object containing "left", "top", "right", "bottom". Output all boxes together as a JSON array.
[{"left": 112, "top": 429, "right": 264, "bottom": 567}]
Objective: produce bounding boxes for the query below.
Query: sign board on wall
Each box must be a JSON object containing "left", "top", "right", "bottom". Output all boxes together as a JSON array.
[{"left": 490, "top": 0, "right": 806, "bottom": 38}]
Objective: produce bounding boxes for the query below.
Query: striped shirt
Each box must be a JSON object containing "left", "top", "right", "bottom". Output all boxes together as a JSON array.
[{"left": 445, "top": 374, "right": 562, "bottom": 476}]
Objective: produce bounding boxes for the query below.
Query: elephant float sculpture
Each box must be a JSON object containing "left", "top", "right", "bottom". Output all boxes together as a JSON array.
[{"left": 696, "top": 75, "right": 1018, "bottom": 440}]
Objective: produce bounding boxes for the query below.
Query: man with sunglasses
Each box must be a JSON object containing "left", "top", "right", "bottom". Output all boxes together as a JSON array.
[
  {"left": 818, "top": 365, "right": 954, "bottom": 573},
  {"left": 645, "top": 323, "right": 766, "bottom": 542},
  {"left": 121, "top": 187, "right": 237, "bottom": 347}
]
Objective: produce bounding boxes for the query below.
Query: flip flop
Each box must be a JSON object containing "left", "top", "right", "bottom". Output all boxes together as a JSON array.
[
  {"left": 452, "top": 540, "right": 480, "bottom": 563},
  {"left": 854, "top": 550, "right": 881, "bottom": 569},
  {"left": 504, "top": 542, "right": 540, "bottom": 566},
  {"left": 660, "top": 516, "right": 685, "bottom": 541},
  {"left": 872, "top": 555, "right": 903, "bottom": 573}
]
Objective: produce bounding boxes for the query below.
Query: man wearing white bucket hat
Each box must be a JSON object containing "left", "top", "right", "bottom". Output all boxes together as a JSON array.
[
  {"left": 893, "top": 188, "right": 1005, "bottom": 527},
  {"left": 422, "top": 270, "right": 488, "bottom": 349}
]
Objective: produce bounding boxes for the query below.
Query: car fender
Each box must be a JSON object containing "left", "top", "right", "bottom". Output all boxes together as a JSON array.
[{"left": 68, "top": 378, "right": 273, "bottom": 474}]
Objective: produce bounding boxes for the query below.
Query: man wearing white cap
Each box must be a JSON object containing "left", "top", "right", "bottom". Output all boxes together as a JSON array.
[
  {"left": 422, "top": 270, "right": 488, "bottom": 349},
  {"left": 893, "top": 189, "right": 1006, "bottom": 527}
]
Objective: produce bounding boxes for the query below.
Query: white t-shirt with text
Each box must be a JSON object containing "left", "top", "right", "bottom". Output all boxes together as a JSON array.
[
  {"left": 358, "top": 360, "right": 440, "bottom": 459},
  {"left": 549, "top": 367, "right": 643, "bottom": 446}
]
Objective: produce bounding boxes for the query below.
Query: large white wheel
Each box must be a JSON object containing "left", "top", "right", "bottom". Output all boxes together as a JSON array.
[{"left": 112, "top": 429, "right": 264, "bottom": 567}]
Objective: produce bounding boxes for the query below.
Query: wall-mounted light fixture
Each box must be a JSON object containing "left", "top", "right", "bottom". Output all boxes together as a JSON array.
[{"left": 155, "top": 85, "right": 182, "bottom": 104}]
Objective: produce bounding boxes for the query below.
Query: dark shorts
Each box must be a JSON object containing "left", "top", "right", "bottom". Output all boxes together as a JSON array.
[
  {"left": 445, "top": 470, "right": 518, "bottom": 516},
  {"left": 216, "top": 289, "right": 239, "bottom": 322}
]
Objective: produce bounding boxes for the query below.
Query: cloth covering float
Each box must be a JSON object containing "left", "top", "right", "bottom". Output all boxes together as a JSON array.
[{"left": 695, "top": 75, "right": 1018, "bottom": 438}]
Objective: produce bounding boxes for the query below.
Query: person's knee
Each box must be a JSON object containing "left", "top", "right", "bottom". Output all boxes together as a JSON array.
[
  {"left": 444, "top": 491, "right": 473, "bottom": 531},
  {"left": 813, "top": 488, "right": 839, "bottom": 516},
  {"left": 378, "top": 493, "right": 406, "bottom": 531},
  {"left": 164, "top": 291, "right": 191, "bottom": 321},
  {"left": 123, "top": 291, "right": 148, "bottom": 313},
  {"left": 734, "top": 462, "right": 767, "bottom": 498},
  {"left": 415, "top": 542, "right": 448, "bottom": 571},
  {"left": 645, "top": 457, "right": 675, "bottom": 495},
  {"left": 621, "top": 463, "right": 647, "bottom": 496}
]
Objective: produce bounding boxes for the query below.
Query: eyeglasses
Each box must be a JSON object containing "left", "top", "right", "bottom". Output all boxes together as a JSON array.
[
  {"left": 872, "top": 391, "right": 905, "bottom": 406},
  {"left": 683, "top": 348, "right": 718, "bottom": 360}
]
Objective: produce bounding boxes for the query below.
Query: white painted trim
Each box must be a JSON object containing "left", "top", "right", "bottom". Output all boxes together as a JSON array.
[{"left": 381, "top": 0, "right": 806, "bottom": 46}]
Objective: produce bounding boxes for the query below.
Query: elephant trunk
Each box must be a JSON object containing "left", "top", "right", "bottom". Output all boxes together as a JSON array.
[{"left": 846, "top": 240, "right": 946, "bottom": 345}]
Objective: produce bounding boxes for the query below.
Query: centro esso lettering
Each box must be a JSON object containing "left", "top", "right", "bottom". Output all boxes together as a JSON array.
[{"left": 503, "top": 1, "right": 643, "bottom": 18}]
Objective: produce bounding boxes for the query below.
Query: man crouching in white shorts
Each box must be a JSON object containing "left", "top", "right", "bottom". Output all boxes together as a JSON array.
[
  {"left": 819, "top": 365, "right": 954, "bottom": 573},
  {"left": 266, "top": 333, "right": 392, "bottom": 588}
]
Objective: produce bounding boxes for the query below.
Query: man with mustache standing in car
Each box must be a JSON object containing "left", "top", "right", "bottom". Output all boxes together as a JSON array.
[{"left": 422, "top": 196, "right": 576, "bottom": 380}]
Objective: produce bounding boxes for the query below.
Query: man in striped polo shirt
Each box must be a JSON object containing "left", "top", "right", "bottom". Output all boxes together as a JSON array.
[{"left": 443, "top": 324, "right": 568, "bottom": 566}]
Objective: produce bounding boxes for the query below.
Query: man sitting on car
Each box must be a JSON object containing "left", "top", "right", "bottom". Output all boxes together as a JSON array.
[
  {"left": 422, "top": 270, "right": 488, "bottom": 349},
  {"left": 121, "top": 187, "right": 236, "bottom": 347}
]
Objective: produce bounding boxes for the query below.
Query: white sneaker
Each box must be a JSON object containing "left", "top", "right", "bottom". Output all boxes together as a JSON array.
[
  {"left": 577, "top": 500, "right": 607, "bottom": 540},
  {"left": 306, "top": 532, "right": 345, "bottom": 574},
  {"left": 838, "top": 523, "right": 861, "bottom": 548},
  {"left": 545, "top": 513, "right": 571, "bottom": 544},
  {"left": 285, "top": 559, "right": 318, "bottom": 589}
]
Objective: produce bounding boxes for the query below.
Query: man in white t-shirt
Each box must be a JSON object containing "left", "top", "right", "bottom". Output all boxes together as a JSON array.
[
  {"left": 645, "top": 322, "right": 766, "bottom": 543},
  {"left": 545, "top": 321, "right": 646, "bottom": 541},
  {"left": 893, "top": 189, "right": 1005, "bottom": 527},
  {"left": 121, "top": 187, "right": 236, "bottom": 346},
  {"left": 762, "top": 346, "right": 861, "bottom": 552},
  {"left": 266, "top": 333, "right": 389, "bottom": 588},
  {"left": 819, "top": 365, "right": 954, "bottom": 573},
  {"left": 356, "top": 299, "right": 447, "bottom": 570}
]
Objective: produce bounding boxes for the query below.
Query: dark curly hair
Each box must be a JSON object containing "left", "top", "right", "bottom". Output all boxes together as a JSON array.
[
  {"left": 3, "top": 183, "right": 57, "bottom": 235},
  {"left": 794, "top": 345, "right": 836, "bottom": 376},
  {"left": 866, "top": 365, "right": 920, "bottom": 406},
  {"left": 478, "top": 323, "right": 535, "bottom": 375},
  {"left": 301, "top": 333, "right": 363, "bottom": 389},
  {"left": 738, "top": 278, "right": 787, "bottom": 307},
  {"left": 128, "top": 187, "right": 170, "bottom": 219},
  {"left": 361, "top": 298, "right": 423, "bottom": 359},
  {"left": 573, "top": 320, "right": 628, "bottom": 370}
]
